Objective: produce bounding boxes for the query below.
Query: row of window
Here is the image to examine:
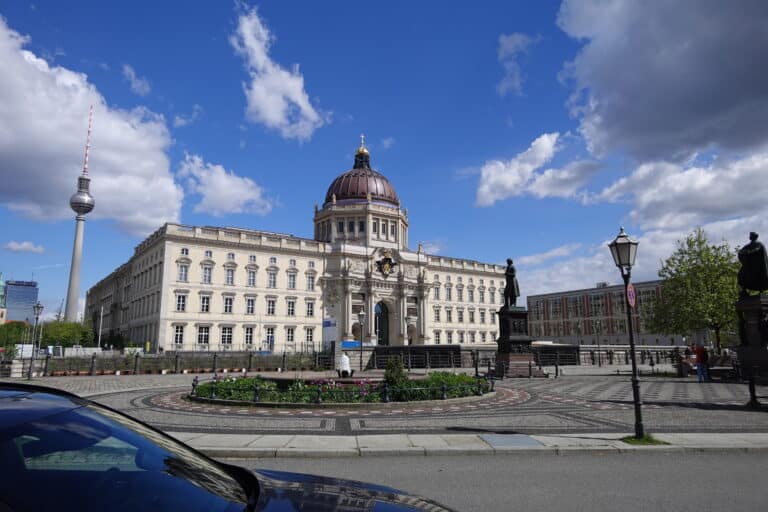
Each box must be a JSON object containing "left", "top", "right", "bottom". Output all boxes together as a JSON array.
[
  {"left": 175, "top": 294, "right": 315, "bottom": 317},
  {"left": 181, "top": 248, "right": 315, "bottom": 269},
  {"left": 433, "top": 330, "right": 497, "bottom": 344},
  {"left": 433, "top": 307, "right": 495, "bottom": 324},
  {"left": 317, "top": 217, "right": 400, "bottom": 242},
  {"left": 178, "top": 265, "right": 316, "bottom": 291},
  {"left": 174, "top": 324, "right": 314, "bottom": 347},
  {"left": 433, "top": 286, "right": 501, "bottom": 305}
]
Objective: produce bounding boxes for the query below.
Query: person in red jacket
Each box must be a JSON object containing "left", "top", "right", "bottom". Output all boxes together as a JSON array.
[{"left": 694, "top": 343, "right": 710, "bottom": 382}]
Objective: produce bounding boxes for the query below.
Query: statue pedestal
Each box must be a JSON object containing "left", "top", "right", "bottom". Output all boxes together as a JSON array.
[
  {"left": 496, "top": 306, "right": 534, "bottom": 377},
  {"left": 735, "top": 294, "right": 768, "bottom": 408}
]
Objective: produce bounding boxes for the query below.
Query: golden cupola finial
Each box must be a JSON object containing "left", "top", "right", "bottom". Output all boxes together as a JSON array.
[{"left": 356, "top": 133, "right": 369, "bottom": 155}]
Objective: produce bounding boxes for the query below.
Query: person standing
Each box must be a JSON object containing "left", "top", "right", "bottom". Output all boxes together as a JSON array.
[{"left": 694, "top": 343, "right": 710, "bottom": 382}]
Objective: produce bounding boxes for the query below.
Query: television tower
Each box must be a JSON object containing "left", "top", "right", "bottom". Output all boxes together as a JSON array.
[{"left": 64, "top": 107, "right": 95, "bottom": 322}]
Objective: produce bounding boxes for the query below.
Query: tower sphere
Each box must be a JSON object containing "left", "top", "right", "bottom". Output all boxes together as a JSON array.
[{"left": 70, "top": 175, "right": 95, "bottom": 215}]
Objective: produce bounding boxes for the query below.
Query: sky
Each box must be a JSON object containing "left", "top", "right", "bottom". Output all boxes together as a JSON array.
[{"left": 1, "top": 0, "right": 767, "bottom": 320}]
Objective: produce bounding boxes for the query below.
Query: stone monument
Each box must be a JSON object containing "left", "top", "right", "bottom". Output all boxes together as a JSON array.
[
  {"left": 735, "top": 232, "right": 768, "bottom": 408},
  {"left": 495, "top": 259, "right": 534, "bottom": 376}
]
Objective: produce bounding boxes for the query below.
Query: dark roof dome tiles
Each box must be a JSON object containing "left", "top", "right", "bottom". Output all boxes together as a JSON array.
[{"left": 324, "top": 142, "right": 399, "bottom": 207}]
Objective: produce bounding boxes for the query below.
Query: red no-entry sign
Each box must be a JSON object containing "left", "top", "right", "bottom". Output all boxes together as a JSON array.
[{"left": 627, "top": 283, "right": 636, "bottom": 309}]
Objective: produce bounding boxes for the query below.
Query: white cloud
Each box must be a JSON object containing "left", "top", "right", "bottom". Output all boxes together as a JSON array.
[
  {"left": 121, "top": 64, "right": 150, "bottom": 96},
  {"left": 528, "top": 159, "right": 600, "bottom": 199},
  {"left": 381, "top": 137, "right": 395, "bottom": 150},
  {"left": 0, "top": 18, "right": 182, "bottom": 236},
  {"left": 4, "top": 240, "right": 44, "bottom": 253},
  {"left": 593, "top": 153, "right": 768, "bottom": 231},
  {"left": 496, "top": 33, "right": 539, "bottom": 96},
  {"left": 557, "top": 0, "right": 768, "bottom": 161},
  {"left": 178, "top": 154, "right": 273, "bottom": 216},
  {"left": 173, "top": 104, "right": 203, "bottom": 128},
  {"left": 230, "top": 6, "right": 327, "bottom": 141},
  {"left": 516, "top": 243, "right": 581, "bottom": 266}
]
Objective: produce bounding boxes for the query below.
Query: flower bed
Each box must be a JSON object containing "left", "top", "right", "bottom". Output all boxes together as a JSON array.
[{"left": 192, "top": 372, "right": 490, "bottom": 404}]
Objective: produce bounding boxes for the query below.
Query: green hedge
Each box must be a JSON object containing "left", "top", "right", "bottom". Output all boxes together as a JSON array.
[{"left": 193, "top": 372, "right": 490, "bottom": 404}]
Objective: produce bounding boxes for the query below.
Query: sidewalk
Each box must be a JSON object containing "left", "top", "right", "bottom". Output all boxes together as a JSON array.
[{"left": 168, "top": 431, "right": 768, "bottom": 458}]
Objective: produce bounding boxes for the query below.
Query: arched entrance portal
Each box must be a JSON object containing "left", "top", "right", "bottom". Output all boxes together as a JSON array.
[{"left": 375, "top": 302, "right": 389, "bottom": 346}]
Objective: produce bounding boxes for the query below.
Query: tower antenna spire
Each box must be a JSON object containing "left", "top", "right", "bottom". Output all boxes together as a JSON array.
[{"left": 82, "top": 105, "right": 93, "bottom": 176}]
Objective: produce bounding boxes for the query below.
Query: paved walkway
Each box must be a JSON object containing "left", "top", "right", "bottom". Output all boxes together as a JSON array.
[{"left": 168, "top": 431, "right": 768, "bottom": 458}]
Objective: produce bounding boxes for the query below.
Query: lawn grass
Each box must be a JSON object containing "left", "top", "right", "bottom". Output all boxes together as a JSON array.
[{"left": 621, "top": 434, "right": 669, "bottom": 445}]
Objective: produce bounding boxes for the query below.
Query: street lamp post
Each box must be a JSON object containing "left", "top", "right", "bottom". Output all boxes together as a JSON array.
[
  {"left": 357, "top": 309, "right": 366, "bottom": 372},
  {"left": 608, "top": 227, "right": 644, "bottom": 439},
  {"left": 27, "top": 302, "right": 44, "bottom": 381},
  {"left": 596, "top": 319, "right": 602, "bottom": 367}
]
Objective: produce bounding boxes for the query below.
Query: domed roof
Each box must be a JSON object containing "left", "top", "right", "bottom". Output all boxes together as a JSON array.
[{"left": 324, "top": 138, "right": 399, "bottom": 207}]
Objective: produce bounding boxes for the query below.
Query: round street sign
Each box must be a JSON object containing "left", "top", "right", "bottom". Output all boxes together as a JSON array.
[{"left": 626, "top": 283, "right": 636, "bottom": 309}]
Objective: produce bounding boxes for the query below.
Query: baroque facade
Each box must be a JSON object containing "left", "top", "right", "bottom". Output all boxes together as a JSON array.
[{"left": 86, "top": 141, "right": 506, "bottom": 353}]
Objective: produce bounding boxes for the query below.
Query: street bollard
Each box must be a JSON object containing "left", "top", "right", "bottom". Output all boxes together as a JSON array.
[
  {"left": 247, "top": 353, "right": 253, "bottom": 372},
  {"left": 441, "top": 383, "right": 447, "bottom": 400},
  {"left": 382, "top": 382, "right": 390, "bottom": 403},
  {"left": 191, "top": 376, "right": 199, "bottom": 396},
  {"left": 89, "top": 354, "right": 96, "bottom": 376},
  {"left": 625, "top": 352, "right": 630, "bottom": 365},
  {"left": 316, "top": 387, "right": 323, "bottom": 404},
  {"left": 43, "top": 354, "right": 50, "bottom": 377},
  {"left": 528, "top": 361, "right": 533, "bottom": 378},
  {"left": 175, "top": 354, "right": 181, "bottom": 374},
  {"left": 474, "top": 350, "right": 479, "bottom": 377},
  {"left": 133, "top": 353, "right": 140, "bottom": 375},
  {"left": 211, "top": 379, "right": 217, "bottom": 399},
  {"left": 212, "top": 353, "right": 218, "bottom": 374},
  {"left": 252, "top": 382, "right": 260, "bottom": 402},
  {"left": 555, "top": 362, "right": 559, "bottom": 378}
]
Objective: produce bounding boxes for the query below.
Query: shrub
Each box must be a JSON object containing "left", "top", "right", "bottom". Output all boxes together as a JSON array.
[{"left": 384, "top": 357, "right": 407, "bottom": 386}]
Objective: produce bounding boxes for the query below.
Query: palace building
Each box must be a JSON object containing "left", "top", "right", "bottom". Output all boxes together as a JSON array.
[{"left": 85, "top": 140, "right": 506, "bottom": 353}]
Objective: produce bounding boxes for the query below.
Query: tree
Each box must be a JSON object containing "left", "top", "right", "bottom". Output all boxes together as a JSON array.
[
  {"left": 646, "top": 228, "right": 739, "bottom": 351},
  {"left": 40, "top": 321, "right": 94, "bottom": 348}
]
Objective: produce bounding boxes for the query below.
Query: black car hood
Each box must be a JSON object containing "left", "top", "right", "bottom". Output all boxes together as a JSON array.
[{"left": 253, "top": 469, "right": 457, "bottom": 511}]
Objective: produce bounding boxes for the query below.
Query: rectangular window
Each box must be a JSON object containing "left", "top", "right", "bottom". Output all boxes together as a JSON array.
[
  {"left": 468, "top": 290, "right": 474, "bottom": 302},
  {"left": 445, "top": 286, "right": 452, "bottom": 301},
  {"left": 469, "top": 332, "right": 475, "bottom": 343},
  {"left": 174, "top": 325, "right": 184, "bottom": 345},
  {"left": 390, "top": 223, "right": 396, "bottom": 236},
  {"left": 245, "top": 327, "right": 254, "bottom": 345},
  {"left": 358, "top": 221, "right": 365, "bottom": 233},
  {"left": 265, "top": 327, "right": 275, "bottom": 350},
  {"left": 434, "top": 331, "right": 441, "bottom": 344},
  {"left": 287, "top": 300, "right": 295, "bottom": 316},
  {"left": 381, "top": 220, "right": 388, "bottom": 238},
  {"left": 372, "top": 220, "right": 378, "bottom": 234},
  {"left": 288, "top": 273, "right": 296, "bottom": 289},
  {"left": 181, "top": 248, "right": 189, "bottom": 256},
  {"left": 433, "top": 286, "right": 440, "bottom": 300},
  {"left": 226, "top": 268, "right": 235, "bottom": 285},
  {"left": 247, "top": 270, "right": 256, "bottom": 287},
  {"left": 289, "top": 259, "right": 297, "bottom": 267},
  {"left": 446, "top": 309, "right": 452, "bottom": 323},
  {"left": 481, "top": 332, "right": 487, "bottom": 343},
  {"left": 469, "top": 310, "right": 475, "bottom": 323},
  {"left": 178, "top": 264, "right": 188, "bottom": 282},
  {"left": 249, "top": 255, "right": 257, "bottom": 263},
  {"left": 459, "top": 331, "right": 465, "bottom": 344},
  {"left": 308, "top": 260, "right": 315, "bottom": 268},
  {"left": 458, "top": 309, "right": 464, "bottom": 323},
  {"left": 197, "top": 326, "right": 209, "bottom": 344},
  {"left": 490, "top": 291, "right": 495, "bottom": 304},
  {"left": 269, "top": 256, "right": 277, "bottom": 265},
  {"left": 348, "top": 221, "right": 355, "bottom": 233},
  {"left": 480, "top": 310, "right": 486, "bottom": 323},
  {"left": 176, "top": 294, "right": 186, "bottom": 312},
  {"left": 268, "top": 272, "right": 277, "bottom": 288},
  {"left": 227, "top": 252, "right": 235, "bottom": 261},
  {"left": 205, "top": 250, "right": 213, "bottom": 258},
  {"left": 286, "top": 327, "right": 295, "bottom": 343},
  {"left": 267, "top": 299, "right": 276, "bottom": 315},
  {"left": 434, "top": 308, "right": 441, "bottom": 322},
  {"left": 246, "top": 297, "right": 255, "bottom": 314},
  {"left": 200, "top": 296, "right": 210, "bottom": 313},
  {"left": 479, "top": 290, "right": 485, "bottom": 303},
  {"left": 306, "top": 328, "right": 314, "bottom": 343},
  {"left": 306, "top": 301, "right": 315, "bottom": 317},
  {"left": 447, "top": 331, "right": 453, "bottom": 344},
  {"left": 457, "top": 289, "right": 463, "bottom": 302},
  {"left": 221, "top": 327, "right": 233, "bottom": 345},
  {"left": 306, "top": 275, "right": 315, "bottom": 291},
  {"left": 338, "top": 221, "right": 344, "bottom": 233},
  {"left": 202, "top": 266, "right": 212, "bottom": 284},
  {"left": 224, "top": 296, "right": 233, "bottom": 313}
]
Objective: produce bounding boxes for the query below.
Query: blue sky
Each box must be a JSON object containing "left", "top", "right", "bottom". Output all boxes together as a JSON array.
[{"left": 1, "top": 1, "right": 767, "bottom": 319}]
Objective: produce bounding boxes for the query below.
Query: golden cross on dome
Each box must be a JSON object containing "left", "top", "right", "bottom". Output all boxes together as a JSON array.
[{"left": 360, "top": 133, "right": 366, "bottom": 147}]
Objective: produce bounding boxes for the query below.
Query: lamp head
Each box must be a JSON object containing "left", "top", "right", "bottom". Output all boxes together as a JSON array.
[{"left": 608, "top": 226, "right": 639, "bottom": 269}]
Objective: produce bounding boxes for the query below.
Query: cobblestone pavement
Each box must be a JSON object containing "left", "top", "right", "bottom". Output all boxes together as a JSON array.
[{"left": 6, "top": 374, "right": 768, "bottom": 435}]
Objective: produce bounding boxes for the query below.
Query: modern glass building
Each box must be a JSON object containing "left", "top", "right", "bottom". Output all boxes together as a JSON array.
[{"left": 5, "top": 281, "right": 39, "bottom": 323}]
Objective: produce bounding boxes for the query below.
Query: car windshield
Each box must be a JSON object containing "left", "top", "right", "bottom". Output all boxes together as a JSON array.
[{"left": 0, "top": 401, "right": 250, "bottom": 512}]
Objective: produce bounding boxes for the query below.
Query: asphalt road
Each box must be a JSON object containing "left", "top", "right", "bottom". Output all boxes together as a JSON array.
[{"left": 225, "top": 452, "right": 767, "bottom": 512}]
